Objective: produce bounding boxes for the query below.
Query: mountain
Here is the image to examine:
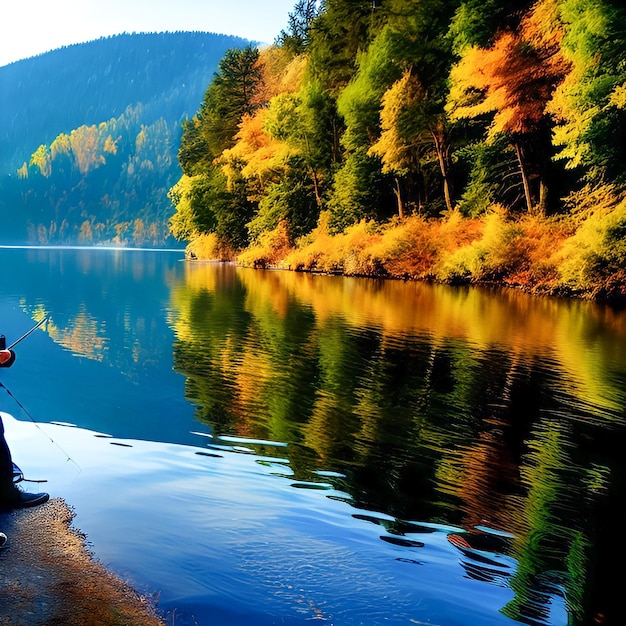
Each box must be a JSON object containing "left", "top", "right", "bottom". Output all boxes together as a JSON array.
[{"left": 0, "top": 31, "right": 253, "bottom": 246}]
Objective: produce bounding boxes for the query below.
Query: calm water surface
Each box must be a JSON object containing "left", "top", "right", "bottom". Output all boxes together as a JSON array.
[{"left": 1, "top": 246, "right": 626, "bottom": 625}]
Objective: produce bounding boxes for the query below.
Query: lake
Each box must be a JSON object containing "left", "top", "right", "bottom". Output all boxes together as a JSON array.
[{"left": 1, "top": 246, "right": 625, "bottom": 625}]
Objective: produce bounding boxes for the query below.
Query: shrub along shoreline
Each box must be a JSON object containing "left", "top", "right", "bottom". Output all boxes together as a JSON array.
[{"left": 184, "top": 188, "right": 626, "bottom": 306}]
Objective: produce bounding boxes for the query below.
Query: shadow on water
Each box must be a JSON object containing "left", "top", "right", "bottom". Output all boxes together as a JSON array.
[{"left": 2, "top": 248, "right": 626, "bottom": 624}]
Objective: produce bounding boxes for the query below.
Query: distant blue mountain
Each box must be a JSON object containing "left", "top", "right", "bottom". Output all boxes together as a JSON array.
[{"left": 0, "top": 32, "right": 253, "bottom": 246}]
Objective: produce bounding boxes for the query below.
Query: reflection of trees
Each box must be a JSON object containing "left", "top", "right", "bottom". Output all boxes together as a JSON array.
[
  {"left": 170, "top": 264, "right": 251, "bottom": 432},
  {"left": 170, "top": 263, "right": 626, "bottom": 626},
  {"left": 14, "top": 248, "right": 179, "bottom": 379}
]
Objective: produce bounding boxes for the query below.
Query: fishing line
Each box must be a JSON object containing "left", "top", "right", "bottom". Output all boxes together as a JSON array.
[{"left": 0, "top": 379, "right": 82, "bottom": 477}]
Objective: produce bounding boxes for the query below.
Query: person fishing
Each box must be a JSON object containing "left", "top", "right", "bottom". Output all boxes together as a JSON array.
[{"left": 0, "top": 335, "right": 50, "bottom": 512}]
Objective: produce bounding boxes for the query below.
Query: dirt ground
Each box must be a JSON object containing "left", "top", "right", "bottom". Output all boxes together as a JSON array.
[{"left": 0, "top": 498, "right": 164, "bottom": 626}]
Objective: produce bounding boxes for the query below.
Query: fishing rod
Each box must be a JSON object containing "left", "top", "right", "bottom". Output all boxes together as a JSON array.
[
  {"left": 0, "top": 316, "right": 81, "bottom": 475},
  {"left": 7, "top": 316, "right": 48, "bottom": 350}
]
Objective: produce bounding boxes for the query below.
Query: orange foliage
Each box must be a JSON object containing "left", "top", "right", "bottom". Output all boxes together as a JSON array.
[
  {"left": 449, "top": 0, "right": 569, "bottom": 137},
  {"left": 503, "top": 215, "right": 572, "bottom": 288},
  {"left": 260, "top": 210, "right": 573, "bottom": 295},
  {"left": 237, "top": 220, "right": 294, "bottom": 268},
  {"left": 252, "top": 46, "right": 307, "bottom": 107},
  {"left": 282, "top": 214, "right": 483, "bottom": 279},
  {"left": 365, "top": 214, "right": 482, "bottom": 279}
]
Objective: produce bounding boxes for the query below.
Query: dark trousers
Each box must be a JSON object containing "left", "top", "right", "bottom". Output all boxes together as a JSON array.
[{"left": 0, "top": 415, "right": 14, "bottom": 490}]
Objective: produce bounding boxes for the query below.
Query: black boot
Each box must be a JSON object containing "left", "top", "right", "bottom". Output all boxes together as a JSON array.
[{"left": 0, "top": 484, "right": 49, "bottom": 511}]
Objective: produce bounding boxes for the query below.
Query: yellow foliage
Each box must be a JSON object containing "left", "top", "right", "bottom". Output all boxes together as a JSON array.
[
  {"left": 220, "top": 110, "right": 295, "bottom": 187},
  {"left": 281, "top": 211, "right": 338, "bottom": 271},
  {"left": 70, "top": 125, "right": 106, "bottom": 175},
  {"left": 555, "top": 187, "right": 626, "bottom": 299},
  {"left": 282, "top": 218, "right": 383, "bottom": 276},
  {"left": 237, "top": 220, "right": 293, "bottom": 268},
  {"left": 168, "top": 174, "right": 201, "bottom": 240},
  {"left": 561, "top": 183, "right": 622, "bottom": 224},
  {"left": 17, "top": 162, "right": 28, "bottom": 179},
  {"left": 253, "top": 47, "right": 306, "bottom": 106},
  {"left": 78, "top": 220, "right": 93, "bottom": 243},
  {"left": 340, "top": 221, "right": 384, "bottom": 276},
  {"left": 281, "top": 212, "right": 483, "bottom": 279},
  {"left": 523, "top": 0, "right": 563, "bottom": 50},
  {"left": 547, "top": 70, "right": 597, "bottom": 167},
  {"left": 186, "top": 233, "right": 237, "bottom": 261},
  {"left": 369, "top": 71, "right": 426, "bottom": 175},
  {"left": 30, "top": 145, "right": 52, "bottom": 177},
  {"left": 609, "top": 82, "right": 626, "bottom": 109},
  {"left": 103, "top": 135, "right": 118, "bottom": 155},
  {"left": 50, "top": 133, "right": 71, "bottom": 161},
  {"left": 279, "top": 55, "right": 308, "bottom": 93}
]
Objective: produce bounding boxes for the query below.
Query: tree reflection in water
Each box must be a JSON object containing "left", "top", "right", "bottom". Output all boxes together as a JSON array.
[{"left": 170, "top": 263, "right": 626, "bottom": 626}]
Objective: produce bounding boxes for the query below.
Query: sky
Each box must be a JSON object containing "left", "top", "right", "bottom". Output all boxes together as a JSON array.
[{"left": 0, "top": 0, "right": 297, "bottom": 67}]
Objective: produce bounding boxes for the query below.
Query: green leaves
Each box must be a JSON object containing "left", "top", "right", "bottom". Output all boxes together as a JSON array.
[
  {"left": 194, "top": 46, "right": 262, "bottom": 160},
  {"left": 549, "top": 0, "right": 626, "bottom": 180}
]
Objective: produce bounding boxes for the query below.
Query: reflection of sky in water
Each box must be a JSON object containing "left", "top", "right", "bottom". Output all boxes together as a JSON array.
[{"left": 3, "top": 413, "right": 567, "bottom": 626}]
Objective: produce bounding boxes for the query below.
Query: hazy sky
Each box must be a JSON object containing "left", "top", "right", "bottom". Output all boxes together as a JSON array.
[{"left": 0, "top": 0, "right": 297, "bottom": 67}]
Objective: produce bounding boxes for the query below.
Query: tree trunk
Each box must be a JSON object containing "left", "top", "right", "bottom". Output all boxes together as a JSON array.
[
  {"left": 514, "top": 142, "right": 534, "bottom": 214},
  {"left": 432, "top": 130, "right": 454, "bottom": 212},
  {"left": 310, "top": 167, "right": 322, "bottom": 208},
  {"left": 538, "top": 178, "right": 548, "bottom": 215},
  {"left": 303, "top": 134, "right": 322, "bottom": 207},
  {"left": 393, "top": 177, "right": 405, "bottom": 219}
]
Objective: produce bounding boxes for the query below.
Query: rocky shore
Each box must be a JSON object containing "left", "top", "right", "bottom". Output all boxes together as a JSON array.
[{"left": 0, "top": 498, "right": 163, "bottom": 626}]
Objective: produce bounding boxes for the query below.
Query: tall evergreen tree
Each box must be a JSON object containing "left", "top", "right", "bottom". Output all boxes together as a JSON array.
[{"left": 276, "top": 0, "right": 320, "bottom": 54}]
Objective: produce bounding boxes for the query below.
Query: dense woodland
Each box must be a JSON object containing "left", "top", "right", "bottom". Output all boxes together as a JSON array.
[
  {"left": 0, "top": 32, "right": 251, "bottom": 246},
  {"left": 170, "top": 0, "right": 626, "bottom": 302}
]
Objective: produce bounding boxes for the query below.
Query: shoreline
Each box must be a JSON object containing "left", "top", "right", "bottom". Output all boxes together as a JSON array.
[
  {"left": 0, "top": 498, "right": 163, "bottom": 626},
  {"left": 187, "top": 256, "right": 626, "bottom": 308}
]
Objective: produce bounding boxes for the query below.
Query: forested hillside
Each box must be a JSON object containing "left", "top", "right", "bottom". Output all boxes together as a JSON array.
[
  {"left": 0, "top": 32, "right": 252, "bottom": 246},
  {"left": 169, "top": 0, "right": 626, "bottom": 302}
]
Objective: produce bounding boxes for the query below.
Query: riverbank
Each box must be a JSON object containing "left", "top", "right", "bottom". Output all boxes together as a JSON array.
[
  {"left": 0, "top": 498, "right": 163, "bottom": 626},
  {"left": 185, "top": 205, "right": 626, "bottom": 307}
]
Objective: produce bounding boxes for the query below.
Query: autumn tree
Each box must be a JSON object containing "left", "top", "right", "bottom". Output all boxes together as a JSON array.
[
  {"left": 334, "top": 0, "right": 460, "bottom": 218},
  {"left": 173, "top": 45, "right": 264, "bottom": 251},
  {"left": 264, "top": 82, "right": 339, "bottom": 206},
  {"left": 169, "top": 166, "right": 253, "bottom": 251},
  {"left": 448, "top": 0, "right": 569, "bottom": 213},
  {"left": 246, "top": 161, "right": 319, "bottom": 243},
  {"left": 368, "top": 71, "right": 429, "bottom": 217},
  {"left": 30, "top": 145, "right": 52, "bottom": 177}
]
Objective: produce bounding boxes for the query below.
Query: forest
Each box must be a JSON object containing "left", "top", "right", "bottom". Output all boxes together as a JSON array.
[
  {"left": 169, "top": 0, "right": 626, "bottom": 303},
  {"left": 0, "top": 32, "right": 251, "bottom": 246}
]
